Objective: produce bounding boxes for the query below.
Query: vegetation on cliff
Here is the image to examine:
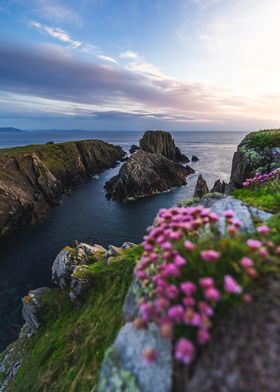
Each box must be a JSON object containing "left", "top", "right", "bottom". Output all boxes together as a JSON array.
[{"left": 1, "top": 246, "right": 142, "bottom": 392}]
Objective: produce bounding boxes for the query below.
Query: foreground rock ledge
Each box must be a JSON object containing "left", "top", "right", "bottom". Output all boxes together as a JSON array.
[{"left": 105, "top": 150, "right": 194, "bottom": 202}]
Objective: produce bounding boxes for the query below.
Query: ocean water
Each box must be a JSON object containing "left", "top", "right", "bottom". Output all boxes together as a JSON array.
[{"left": 0, "top": 130, "right": 246, "bottom": 351}]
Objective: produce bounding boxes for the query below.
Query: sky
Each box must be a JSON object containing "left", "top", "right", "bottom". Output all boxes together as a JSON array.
[{"left": 0, "top": 0, "right": 280, "bottom": 131}]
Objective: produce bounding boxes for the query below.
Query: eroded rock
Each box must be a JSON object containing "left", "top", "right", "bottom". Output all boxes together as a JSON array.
[
  {"left": 193, "top": 175, "right": 209, "bottom": 198},
  {"left": 22, "top": 287, "right": 51, "bottom": 331}
]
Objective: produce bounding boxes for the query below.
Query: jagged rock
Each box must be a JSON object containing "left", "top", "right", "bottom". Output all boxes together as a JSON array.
[
  {"left": 193, "top": 174, "right": 209, "bottom": 198},
  {"left": 199, "top": 195, "right": 271, "bottom": 234},
  {"left": 107, "top": 245, "right": 123, "bottom": 257},
  {"left": 139, "top": 130, "right": 189, "bottom": 163},
  {"left": 22, "top": 287, "right": 51, "bottom": 331},
  {"left": 105, "top": 150, "right": 194, "bottom": 202},
  {"left": 191, "top": 155, "right": 199, "bottom": 162},
  {"left": 210, "top": 178, "right": 229, "bottom": 194},
  {"left": 77, "top": 243, "right": 107, "bottom": 260},
  {"left": 52, "top": 247, "right": 77, "bottom": 289},
  {"left": 0, "top": 140, "right": 125, "bottom": 238},
  {"left": 129, "top": 144, "right": 139, "bottom": 154},
  {"left": 173, "top": 278, "right": 280, "bottom": 392},
  {"left": 121, "top": 242, "right": 137, "bottom": 250},
  {"left": 98, "top": 323, "right": 172, "bottom": 392},
  {"left": 69, "top": 265, "right": 94, "bottom": 303}
]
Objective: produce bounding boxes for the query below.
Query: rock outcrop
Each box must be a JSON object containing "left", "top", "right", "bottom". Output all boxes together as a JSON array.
[
  {"left": 0, "top": 140, "right": 124, "bottom": 238},
  {"left": 105, "top": 150, "right": 194, "bottom": 202},
  {"left": 210, "top": 178, "right": 228, "bottom": 193},
  {"left": 129, "top": 144, "right": 139, "bottom": 154},
  {"left": 22, "top": 288, "right": 51, "bottom": 332},
  {"left": 139, "top": 130, "right": 189, "bottom": 163},
  {"left": 193, "top": 174, "right": 209, "bottom": 198},
  {"left": 191, "top": 155, "right": 199, "bottom": 162},
  {"left": 230, "top": 129, "right": 280, "bottom": 188}
]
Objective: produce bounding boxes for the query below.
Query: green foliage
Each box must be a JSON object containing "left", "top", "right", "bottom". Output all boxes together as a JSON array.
[
  {"left": 11, "top": 246, "right": 143, "bottom": 392},
  {"left": 244, "top": 129, "right": 280, "bottom": 148},
  {"left": 233, "top": 178, "right": 280, "bottom": 213}
]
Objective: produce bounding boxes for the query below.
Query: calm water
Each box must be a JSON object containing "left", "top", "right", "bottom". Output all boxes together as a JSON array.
[{"left": 0, "top": 130, "right": 246, "bottom": 351}]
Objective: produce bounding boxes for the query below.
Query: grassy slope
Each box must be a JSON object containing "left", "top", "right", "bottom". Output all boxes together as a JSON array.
[
  {"left": 8, "top": 246, "right": 142, "bottom": 392},
  {"left": 233, "top": 178, "right": 280, "bottom": 213}
]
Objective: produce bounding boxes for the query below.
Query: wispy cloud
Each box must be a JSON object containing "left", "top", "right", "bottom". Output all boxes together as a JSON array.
[
  {"left": 30, "top": 21, "right": 82, "bottom": 48},
  {"left": 30, "top": 21, "right": 117, "bottom": 63}
]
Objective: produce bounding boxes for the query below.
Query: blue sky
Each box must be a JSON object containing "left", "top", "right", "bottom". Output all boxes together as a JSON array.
[{"left": 0, "top": 0, "right": 280, "bottom": 131}]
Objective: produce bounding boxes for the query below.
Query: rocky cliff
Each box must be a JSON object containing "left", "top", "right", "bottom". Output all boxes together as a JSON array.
[
  {"left": 0, "top": 140, "right": 124, "bottom": 237},
  {"left": 105, "top": 150, "right": 194, "bottom": 202},
  {"left": 139, "top": 130, "right": 189, "bottom": 163},
  {"left": 230, "top": 129, "right": 280, "bottom": 188}
]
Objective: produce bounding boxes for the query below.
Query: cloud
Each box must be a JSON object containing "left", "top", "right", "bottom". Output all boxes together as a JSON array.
[
  {"left": 0, "top": 42, "right": 279, "bottom": 128},
  {"left": 120, "top": 51, "right": 139, "bottom": 60},
  {"left": 36, "top": 0, "right": 83, "bottom": 26},
  {"left": 97, "top": 54, "right": 117, "bottom": 64},
  {"left": 30, "top": 21, "right": 82, "bottom": 48}
]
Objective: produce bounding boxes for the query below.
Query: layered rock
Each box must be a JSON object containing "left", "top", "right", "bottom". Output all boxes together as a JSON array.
[
  {"left": 139, "top": 130, "right": 189, "bottom": 163},
  {"left": 230, "top": 129, "right": 280, "bottom": 188},
  {"left": 0, "top": 140, "right": 124, "bottom": 237},
  {"left": 193, "top": 174, "right": 209, "bottom": 198},
  {"left": 105, "top": 150, "right": 194, "bottom": 202}
]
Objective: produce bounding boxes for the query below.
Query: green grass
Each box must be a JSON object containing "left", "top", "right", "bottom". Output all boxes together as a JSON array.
[
  {"left": 233, "top": 178, "right": 280, "bottom": 213},
  {"left": 10, "top": 246, "right": 143, "bottom": 392},
  {"left": 243, "top": 129, "right": 280, "bottom": 149}
]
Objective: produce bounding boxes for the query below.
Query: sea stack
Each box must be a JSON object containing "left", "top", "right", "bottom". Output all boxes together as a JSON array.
[
  {"left": 105, "top": 150, "right": 194, "bottom": 202},
  {"left": 194, "top": 174, "right": 209, "bottom": 198},
  {"left": 139, "top": 130, "right": 189, "bottom": 163}
]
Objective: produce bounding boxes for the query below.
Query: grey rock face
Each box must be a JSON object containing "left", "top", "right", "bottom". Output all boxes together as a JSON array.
[
  {"left": 193, "top": 174, "right": 209, "bottom": 198},
  {"left": 210, "top": 178, "right": 229, "bottom": 194},
  {"left": 172, "top": 279, "right": 280, "bottom": 392},
  {"left": 123, "top": 278, "right": 141, "bottom": 322},
  {"left": 22, "top": 287, "right": 50, "bottom": 331},
  {"left": 69, "top": 265, "right": 94, "bottom": 303},
  {"left": 98, "top": 323, "right": 172, "bottom": 392},
  {"left": 105, "top": 150, "right": 194, "bottom": 202},
  {"left": 199, "top": 195, "right": 271, "bottom": 234},
  {"left": 139, "top": 130, "right": 189, "bottom": 163},
  {"left": 52, "top": 247, "right": 76, "bottom": 289}
]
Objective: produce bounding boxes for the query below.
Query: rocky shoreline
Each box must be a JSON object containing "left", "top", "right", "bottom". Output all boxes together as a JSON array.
[{"left": 0, "top": 140, "right": 125, "bottom": 238}]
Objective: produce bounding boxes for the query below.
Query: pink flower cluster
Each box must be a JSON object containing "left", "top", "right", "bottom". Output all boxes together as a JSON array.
[
  {"left": 135, "top": 206, "right": 278, "bottom": 365},
  {"left": 243, "top": 168, "right": 280, "bottom": 187}
]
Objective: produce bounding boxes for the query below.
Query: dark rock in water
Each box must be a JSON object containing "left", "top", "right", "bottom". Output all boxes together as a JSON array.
[
  {"left": 45, "top": 141, "right": 54, "bottom": 145},
  {"left": 129, "top": 144, "right": 139, "bottom": 154},
  {"left": 211, "top": 178, "right": 229, "bottom": 194},
  {"left": 194, "top": 174, "right": 209, "bottom": 198},
  {"left": 139, "top": 130, "right": 189, "bottom": 163},
  {"left": 120, "top": 156, "right": 129, "bottom": 162},
  {"left": 105, "top": 150, "right": 193, "bottom": 202},
  {"left": 0, "top": 140, "right": 125, "bottom": 238},
  {"left": 191, "top": 155, "right": 199, "bottom": 162}
]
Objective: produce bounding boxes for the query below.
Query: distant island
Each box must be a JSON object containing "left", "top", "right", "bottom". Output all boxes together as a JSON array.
[{"left": 0, "top": 127, "right": 23, "bottom": 132}]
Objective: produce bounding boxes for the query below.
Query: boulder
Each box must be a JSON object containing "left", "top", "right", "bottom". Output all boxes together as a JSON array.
[
  {"left": 139, "top": 130, "right": 189, "bottom": 163},
  {"left": 105, "top": 150, "right": 194, "bottom": 202},
  {"left": 210, "top": 178, "right": 229, "bottom": 194},
  {"left": 121, "top": 242, "right": 137, "bottom": 250},
  {"left": 98, "top": 323, "right": 172, "bottom": 392},
  {"left": 22, "top": 287, "right": 51, "bottom": 331},
  {"left": 129, "top": 144, "right": 140, "bottom": 154},
  {"left": 193, "top": 174, "right": 209, "bottom": 198},
  {"left": 191, "top": 155, "right": 199, "bottom": 162},
  {"left": 173, "top": 278, "right": 280, "bottom": 392}
]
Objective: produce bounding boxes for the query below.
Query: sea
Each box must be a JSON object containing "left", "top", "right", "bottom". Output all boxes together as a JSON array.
[{"left": 0, "top": 130, "right": 247, "bottom": 351}]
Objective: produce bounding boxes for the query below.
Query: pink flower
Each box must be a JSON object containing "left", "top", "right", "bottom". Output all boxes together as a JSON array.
[
  {"left": 180, "top": 281, "right": 196, "bottom": 296},
  {"left": 160, "top": 321, "right": 173, "bottom": 339},
  {"left": 162, "top": 263, "right": 180, "bottom": 278},
  {"left": 199, "top": 277, "right": 214, "bottom": 289},
  {"left": 161, "top": 241, "right": 172, "bottom": 250},
  {"left": 257, "top": 225, "right": 270, "bottom": 235},
  {"left": 228, "top": 225, "right": 238, "bottom": 236},
  {"left": 247, "top": 239, "right": 262, "bottom": 250},
  {"left": 184, "top": 240, "right": 196, "bottom": 252},
  {"left": 276, "top": 247, "right": 280, "bottom": 255},
  {"left": 224, "top": 210, "right": 235, "bottom": 218},
  {"left": 175, "top": 338, "right": 195, "bottom": 364},
  {"left": 240, "top": 257, "right": 254, "bottom": 268},
  {"left": 200, "top": 249, "right": 221, "bottom": 262},
  {"left": 183, "top": 297, "right": 195, "bottom": 307},
  {"left": 174, "top": 255, "right": 186, "bottom": 267},
  {"left": 197, "top": 329, "right": 210, "bottom": 345},
  {"left": 204, "top": 287, "right": 220, "bottom": 302},
  {"left": 168, "top": 305, "right": 184, "bottom": 322},
  {"left": 143, "top": 347, "right": 157, "bottom": 364},
  {"left": 198, "top": 301, "right": 213, "bottom": 317},
  {"left": 224, "top": 275, "right": 242, "bottom": 294},
  {"left": 170, "top": 231, "right": 182, "bottom": 240},
  {"left": 259, "top": 247, "right": 268, "bottom": 258},
  {"left": 166, "top": 284, "right": 179, "bottom": 299}
]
